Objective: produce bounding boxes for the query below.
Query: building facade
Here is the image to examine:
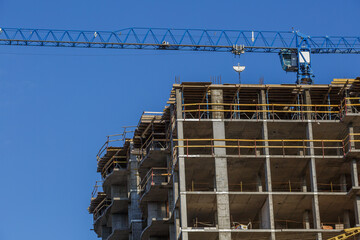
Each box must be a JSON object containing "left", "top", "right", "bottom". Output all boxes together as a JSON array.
[{"left": 89, "top": 79, "right": 360, "bottom": 240}]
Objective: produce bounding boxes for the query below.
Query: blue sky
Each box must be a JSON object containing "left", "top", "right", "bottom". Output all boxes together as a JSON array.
[{"left": 0, "top": 1, "right": 359, "bottom": 239}]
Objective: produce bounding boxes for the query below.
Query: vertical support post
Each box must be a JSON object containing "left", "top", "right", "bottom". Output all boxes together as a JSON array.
[
  {"left": 175, "top": 89, "right": 188, "bottom": 240},
  {"left": 211, "top": 88, "right": 231, "bottom": 240},
  {"left": 304, "top": 90, "right": 322, "bottom": 240},
  {"left": 260, "top": 89, "right": 276, "bottom": 240},
  {"left": 303, "top": 210, "right": 311, "bottom": 229}
]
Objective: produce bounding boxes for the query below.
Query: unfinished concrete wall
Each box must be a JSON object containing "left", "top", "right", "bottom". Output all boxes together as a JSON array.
[{"left": 90, "top": 81, "right": 360, "bottom": 240}]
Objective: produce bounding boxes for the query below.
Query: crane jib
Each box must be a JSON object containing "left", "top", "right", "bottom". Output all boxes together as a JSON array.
[{"left": 0, "top": 27, "right": 359, "bottom": 84}]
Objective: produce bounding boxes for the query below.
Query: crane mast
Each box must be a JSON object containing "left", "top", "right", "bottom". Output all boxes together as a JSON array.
[{"left": 0, "top": 27, "right": 359, "bottom": 83}]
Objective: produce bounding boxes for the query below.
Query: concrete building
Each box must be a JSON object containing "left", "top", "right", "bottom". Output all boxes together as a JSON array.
[{"left": 89, "top": 78, "right": 360, "bottom": 240}]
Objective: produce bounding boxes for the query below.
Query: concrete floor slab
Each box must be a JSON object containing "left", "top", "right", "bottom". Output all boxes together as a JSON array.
[{"left": 103, "top": 168, "right": 127, "bottom": 195}]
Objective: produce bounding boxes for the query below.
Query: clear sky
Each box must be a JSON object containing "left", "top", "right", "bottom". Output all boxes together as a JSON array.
[{"left": 0, "top": 1, "right": 359, "bottom": 239}]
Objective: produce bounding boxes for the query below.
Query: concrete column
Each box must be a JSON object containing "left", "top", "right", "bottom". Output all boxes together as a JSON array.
[
  {"left": 354, "top": 196, "right": 360, "bottom": 226},
  {"left": 302, "top": 177, "right": 308, "bottom": 192},
  {"left": 172, "top": 172, "right": 179, "bottom": 208},
  {"left": 344, "top": 210, "right": 351, "bottom": 229},
  {"left": 303, "top": 210, "right": 311, "bottom": 229},
  {"left": 305, "top": 90, "right": 322, "bottom": 240},
  {"left": 170, "top": 172, "right": 180, "bottom": 239},
  {"left": 169, "top": 103, "right": 180, "bottom": 240},
  {"left": 351, "top": 159, "right": 359, "bottom": 187},
  {"left": 175, "top": 89, "right": 188, "bottom": 240},
  {"left": 128, "top": 144, "right": 142, "bottom": 240},
  {"left": 211, "top": 89, "right": 231, "bottom": 240},
  {"left": 260, "top": 90, "right": 276, "bottom": 240},
  {"left": 346, "top": 92, "right": 353, "bottom": 114},
  {"left": 340, "top": 174, "right": 347, "bottom": 192},
  {"left": 349, "top": 124, "right": 356, "bottom": 151},
  {"left": 211, "top": 88, "right": 224, "bottom": 119},
  {"left": 260, "top": 197, "right": 272, "bottom": 228},
  {"left": 170, "top": 209, "right": 181, "bottom": 240},
  {"left": 257, "top": 174, "right": 263, "bottom": 192}
]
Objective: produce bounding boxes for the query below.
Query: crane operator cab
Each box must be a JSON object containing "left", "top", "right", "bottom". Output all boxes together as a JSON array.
[{"left": 279, "top": 49, "right": 298, "bottom": 72}]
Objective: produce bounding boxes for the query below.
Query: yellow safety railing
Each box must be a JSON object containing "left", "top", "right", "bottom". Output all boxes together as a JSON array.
[
  {"left": 91, "top": 181, "right": 104, "bottom": 198},
  {"left": 228, "top": 182, "right": 261, "bottom": 192},
  {"left": 174, "top": 138, "right": 345, "bottom": 157},
  {"left": 193, "top": 217, "right": 216, "bottom": 228},
  {"left": 274, "top": 219, "right": 309, "bottom": 229},
  {"left": 140, "top": 132, "right": 168, "bottom": 158},
  {"left": 188, "top": 181, "right": 215, "bottom": 191},
  {"left": 318, "top": 182, "right": 348, "bottom": 192},
  {"left": 230, "top": 219, "right": 313, "bottom": 229},
  {"left": 181, "top": 102, "right": 341, "bottom": 120},
  {"left": 93, "top": 198, "right": 111, "bottom": 220},
  {"left": 139, "top": 168, "right": 171, "bottom": 195},
  {"left": 185, "top": 181, "right": 348, "bottom": 193},
  {"left": 271, "top": 181, "right": 347, "bottom": 192},
  {"left": 340, "top": 97, "right": 360, "bottom": 117},
  {"left": 174, "top": 133, "right": 360, "bottom": 157},
  {"left": 343, "top": 133, "right": 360, "bottom": 153},
  {"left": 101, "top": 159, "right": 127, "bottom": 178},
  {"left": 96, "top": 126, "right": 135, "bottom": 161}
]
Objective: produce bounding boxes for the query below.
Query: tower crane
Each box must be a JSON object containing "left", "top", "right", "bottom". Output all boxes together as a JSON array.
[{"left": 0, "top": 27, "right": 359, "bottom": 84}]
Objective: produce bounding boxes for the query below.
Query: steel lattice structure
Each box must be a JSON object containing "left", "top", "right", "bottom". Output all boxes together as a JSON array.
[{"left": 0, "top": 27, "right": 359, "bottom": 83}]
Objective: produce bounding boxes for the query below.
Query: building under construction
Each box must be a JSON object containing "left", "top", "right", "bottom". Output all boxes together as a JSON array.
[{"left": 89, "top": 78, "right": 360, "bottom": 240}]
